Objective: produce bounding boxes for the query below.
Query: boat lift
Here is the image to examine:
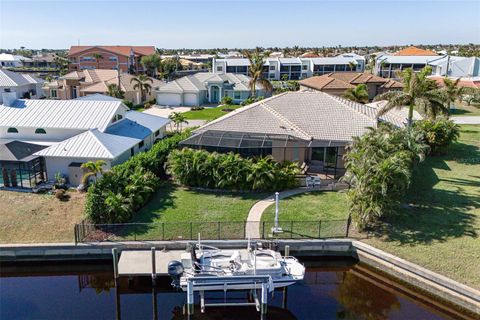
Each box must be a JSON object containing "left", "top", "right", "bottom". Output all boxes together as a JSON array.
[{"left": 186, "top": 275, "right": 274, "bottom": 315}]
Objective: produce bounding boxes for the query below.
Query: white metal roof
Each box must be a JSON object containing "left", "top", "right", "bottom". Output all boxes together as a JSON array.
[
  {"left": 0, "top": 69, "right": 44, "bottom": 86},
  {"left": 124, "top": 111, "right": 170, "bottom": 131},
  {"left": 0, "top": 53, "right": 32, "bottom": 62},
  {"left": 377, "top": 55, "right": 444, "bottom": 64},
  {"left": 0, "top": 99, "right": 127, "bottom": 132},
  {"left": 74, "top": 93, "right": 122, "bottom": 101},
  {"left": 34, "top": 129, "right": 139, "bottom": 159}
]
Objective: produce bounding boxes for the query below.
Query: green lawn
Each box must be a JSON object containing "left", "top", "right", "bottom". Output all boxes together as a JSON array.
[
  {"left": 449, "top": 101, "right": 480, "bottom": 116},
  {"left": 183, "top": 104, "right": 242, "bottom": 120},
  {"left": 364, "top": 125, "right": 480, "bottom": 289},
  {"left": 115, "top": 183, "right": 266, "bottom": 240},
  {"left": 261, "top": 191, "right": 349, "bottom": 238}
]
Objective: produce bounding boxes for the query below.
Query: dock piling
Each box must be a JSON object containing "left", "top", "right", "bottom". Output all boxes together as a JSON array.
[
  {"left": 261, "top": 282, "right": 268, "bottom": 314},
  {"left": 112, "top": 248, "right": 119, "bottom": 279},
  {"left": 187, "top": 280, "right": 194, "bottom": 315},
  {"left": 285, "top": 245, "right": 290, "bottom": 257},
  {"left": 151, "top": 247, "right": 156, "bottom": 280}
]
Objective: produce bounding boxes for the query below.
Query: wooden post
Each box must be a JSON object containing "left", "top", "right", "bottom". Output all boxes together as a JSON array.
[
  {"left": 187, "top": 280, "right": 194, "bottom": 315},
  {"left": 261, "top": 282, "right": 268, "bottom": 314},
  {"left": 284, "top": 245, "right": 290, "bottom": 257},
  {"left": 151, "top": 247, "right": 156, "bottom": 280},
  {"left": 112, "top": 248, "right": 119, "bottom": 279}
]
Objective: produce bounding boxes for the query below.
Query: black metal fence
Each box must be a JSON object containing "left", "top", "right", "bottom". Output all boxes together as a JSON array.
[{"left": 74, "top": 218, "right": 351, "bottom": 244}]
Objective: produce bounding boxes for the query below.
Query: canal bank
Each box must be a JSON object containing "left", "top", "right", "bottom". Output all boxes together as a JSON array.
[{"left": 1, "top": 239, "right": 479, "bottom": 316}]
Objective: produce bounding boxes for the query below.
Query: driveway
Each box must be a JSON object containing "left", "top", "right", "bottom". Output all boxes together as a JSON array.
[
  {"left": 451, "top": 116, "right": 480, "bottom": 125},
  {"left": 143, "top": 105, "right": 191, "bottom": 118}
]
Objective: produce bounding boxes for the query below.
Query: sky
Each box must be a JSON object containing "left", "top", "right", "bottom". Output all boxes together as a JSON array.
[{"left": 1, "top": 0, "right": 479, "bottom": 49}]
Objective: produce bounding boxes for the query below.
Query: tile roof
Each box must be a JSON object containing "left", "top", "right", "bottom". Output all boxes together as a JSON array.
[
  {"left": 366, "top": 100, "right": 423, "bottom": 126},
  {"left": 157, "top": 72, "right": 253, "bottom": 93},
  {"left": 193, "top": 91, "right": 398, "bottom": 144},
  {"left": 299, "top": 72, "right": 399, "bottom": 91},
  {"left": 35, "top": 129, "right": 140, "bottom": 159},
  {"left": 380, "top": 79, "right": 404, "bottom": 89},
  {"left": 394, "top": 46, "right": 438, "bottom": 56},
  {"left": 68, "top": 45, "right": 155, "bottom": 57},
  {"left": 0, "top": 99, "right": 126, "bottom": 132}
]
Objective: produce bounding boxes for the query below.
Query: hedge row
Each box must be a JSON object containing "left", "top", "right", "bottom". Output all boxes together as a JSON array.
[
  {"left": 85, "top": 132, "right": 190, "bottom": 223},
  {"left": 167, "top": 148, "right": 300, "bottom": 191}
]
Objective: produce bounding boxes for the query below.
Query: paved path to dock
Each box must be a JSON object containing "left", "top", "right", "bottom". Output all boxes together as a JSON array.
[
  {"left": 451, "top": 116, "right": 480, "bottom": 124},
  {"left": 245, "top": 186, "right": 334, "bottom": 239}
]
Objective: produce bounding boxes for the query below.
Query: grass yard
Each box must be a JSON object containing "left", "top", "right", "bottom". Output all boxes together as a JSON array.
[
  {"left": 116, "top": 183, "right": 267, "bottom": 240},
  {"left": 450, "top": 101, "right": 480, "bottom": 116},
  {"left": 183, "top": 104, "right": 242, "bottom": 120},
  {"left": 0, "top": 190, "right": 85, "bottom": 243},
  {"left": 261, "top": 191, "right": 349, "bottom": 238},
  {"left": 364, "top": 125, "right": 480, "bottom": 289}
]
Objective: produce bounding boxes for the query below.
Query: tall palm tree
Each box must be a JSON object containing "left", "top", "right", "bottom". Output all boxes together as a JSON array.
[
  {"left": 244, "top": 48, "right": 273, "bottom": 97},
  {"left": 374, "top": 67, "right": 447, "bottom": 127},
  {"left": 141, "top": 54, "right": 162, "bottom": 77},
  {"left": 92, "top": 53, "right": 103, "bottom": 69},
  {"left": 106, "top": 83, "right": 124, "bottom": 99},
  {"left": 168, "top": 112, "right": 189, "bottom": 132},
  {"left": 130, "top": 74, "right": 153, "bottom": 103},
  {"left": 348, "top": 61, "right": 357, "bottom": 71},
  {"left": 81, "top": 160, "right": 106, "bottom": 185},
  {"left": 343, "top": 84, "right": 369, "bottom": 104},
  {"left": 291, "top": 45, "right": 301, "bottom": 57}
]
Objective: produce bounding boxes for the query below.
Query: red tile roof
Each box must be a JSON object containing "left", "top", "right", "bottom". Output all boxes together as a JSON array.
[
  {"left": 394, "top": 46, "right": 438, "bottom": 56},
  {"left": 68, "top": 45, "right": 155, "bottom": 57},
  {"left": 429, "top": 76, "right": 480, "bottom": 88},
  {"left": 299, "top": 72, "right": 403, "bottom": 91}
]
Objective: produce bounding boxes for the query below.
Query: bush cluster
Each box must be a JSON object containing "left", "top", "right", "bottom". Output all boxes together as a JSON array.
[
  {"left": 241, "top": 96, "right": 264, "bottom": 106},
  {"left": 342, "top": 125, "right": 429, "bottom": 229},
  {"left": 167, "top": 148, "right": 300, "bottom": 192},
  {"left": 413, "top": 118, "right": 460, "bottom": 155},
  {"left": 85, "top": 132, "right": 190, "bottom": 223}
]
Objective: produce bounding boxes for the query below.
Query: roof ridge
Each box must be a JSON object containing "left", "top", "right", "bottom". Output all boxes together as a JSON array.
[
  {"left": 262, "top": 101, "right": 312, "bottom": 140},
  {"left": 350, "top": 73, "right": 363, "bottom": 83},
  {"left": 326, "top": 94, "right": 378, "bottom": 123},
  {"left": 89, "top": 129, "right": 115, "bottom": 158}
]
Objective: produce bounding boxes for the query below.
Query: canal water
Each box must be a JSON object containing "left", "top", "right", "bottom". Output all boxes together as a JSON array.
[{"left": 0, "top": 258, "right": 468, "bottom": 320}]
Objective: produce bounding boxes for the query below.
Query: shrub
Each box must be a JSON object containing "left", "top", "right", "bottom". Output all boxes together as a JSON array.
[
  {"left": 144, "top": 102, "right": 152, "bottom": 109},
  {"left": 341, "top": 125, "right": 428, "bottom": 230},
  {"left": 167, "top": 148, "right": 300, "bottom": 191},
  {"left": 190, "top": 106, "right": 204, "bottom": 111},
  {"left": 85, "top": 131, "right": 191, "bottom": 223},
  {"left": 122, "top": 99, "right": 134, "bottom": 109},
  {"left": 221, "top": 96, "right": 233, "bottom": 105},
  {"left": 54, "top": 189, "right": 66, "bottom": 200},
  {"left": 413, "top": 118, "right": 460, "bottom": 155}
]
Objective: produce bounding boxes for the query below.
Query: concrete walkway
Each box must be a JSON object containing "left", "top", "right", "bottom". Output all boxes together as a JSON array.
[
  {"left": 451, "top": 116, "right": 480, "bottom": 125},
  {"left": 245, "top": 186, "right": 333, "bottom": 239}
]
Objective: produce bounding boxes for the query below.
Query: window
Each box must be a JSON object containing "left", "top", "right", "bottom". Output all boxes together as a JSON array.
[
  {"left": 269, "top": 65, "right": 275, "bottom": 71},
  {"left": 234, "top": 91, "right": 241, "bottom": 99},
  {"left": 109, "top": 56, "right": 118, "bottom": 61},
  {"left": 154, "top": 130, "right": 160, "bottom": 137},
  {"left": 216, "top": 66, "right": 223, "bottom": 72},
  {"left": 139, "top": 141, "right": 145, "bottom": 148},
  {"left": 112, "top": 114, "right": 123, "bottom": 123},
  {"left": 4, "top": 88, "right": 11, "bottom": 92},
  {"left": 302, "top": 65, "right": 308, "bottom": 71},
  {"left": 51, "top": 90, "right": 57, "bottom": 98},
  {"left": 80, "top": 56, "right": 94, "bottom": 61},
  {"left": 7, "top": 127, "right": 18, "bottom": 133},
  {"left": 35, "top": 128, "right": 46, "bottom": 134},
  {"left": 130, "top": 147, "right": 135, "bottom": 156}
]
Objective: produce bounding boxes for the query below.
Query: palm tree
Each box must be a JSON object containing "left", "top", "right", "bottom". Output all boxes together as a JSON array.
[
  {"left": 130, "top": 74, "right": 153, "bottom": 103},
  {"left": 441, "top": 77, "right": 473, "bottom": 111},
  {"left": 348, "top": 61, "right": 357, "bottom": 71},
  {"left": 92, "top": 53, "right": 103, "bottom": 69},
  {"left": 81, "top": 160, "right": 106, "bottom": 185},
  {"left": 104, "top": 191, "right": 133, "bottom": 222},
  {"left": 247, "top": 156, "right": 277, "bottom": 191},
  {"left": 374, "top": 67, "right": 447, "bottom": 127},
  {"left": 141, "top": 54, "right": 162, "bottom": 77},
  {"left": 106, "top": 83, "right": 124, "bottom": 99},
  {"left": 168, "top": 112, "right": 189, "bottom": 132},
  {"left": 291, "top": 45, "right": 301, "bottom": 57},
  {"left": 244, "top": 48, "right": 273, "bottom": 97},
  {"left": 343, "top": 84, "right": 369, "bottom": 104}
]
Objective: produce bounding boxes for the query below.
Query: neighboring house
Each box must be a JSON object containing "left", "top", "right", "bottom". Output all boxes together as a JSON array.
[
  {"left": 67, "top": 45, "right": 156, "bottom": 73},
  {"left": 43, "top": 69, "right": 163, "bottom": 103},
  {"left": 30, "top": 53, "right": 60, "bottom": 68},
  {"left": 156, "top": 72, "right": 267, "bottom": 106},
  {"left": 0, "top": 69, "right": 45, "bottom": 104},
  {"left": 374, "top": 47, "right": 442, "bottom": 79},
  {"left": 428, "top": 56, "right": 480, "bottom": 78},
  {"left": 0, "top": 99, "right": 170, "bottom": 188},
  {"left": 180, "top": 91, "right": 420, "bottom": 177},
  {"left": 299, "top": 72, "right": 403, "bottom": 100},
  {"left": 0, "top": 53, "right": 32, "bottom": 68},
  {"left": 212, "top": 53, "right": 365, "bottom": 81}
]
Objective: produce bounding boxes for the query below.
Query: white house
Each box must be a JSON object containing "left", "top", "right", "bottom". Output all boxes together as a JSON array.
[
  {"left": 428, "top": 56, "right": 480, "bottom": 78},
  {"left": 212, "top": 53, "right": 365, "bottom": 81},
  {"left": 0, "top": 53, "right": 32, "bottom": 68},
  {"left": 0, "top": 69, "right": 45, "bottom": 104},
  {"left": 156, "top": 72, "right": 267, "bottom": 106},
  {"left": 0, "top": 99, "right": 170, "bottom": 187}
]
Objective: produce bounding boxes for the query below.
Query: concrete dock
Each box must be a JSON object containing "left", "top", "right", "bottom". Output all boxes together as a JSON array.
[{"left": 117, "top": 249, "right": 184, "bottom": 276}]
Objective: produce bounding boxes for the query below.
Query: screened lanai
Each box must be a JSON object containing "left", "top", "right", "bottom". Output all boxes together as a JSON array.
[{"left": 180, "top": 130, "right": 312, "bottom": 161}]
